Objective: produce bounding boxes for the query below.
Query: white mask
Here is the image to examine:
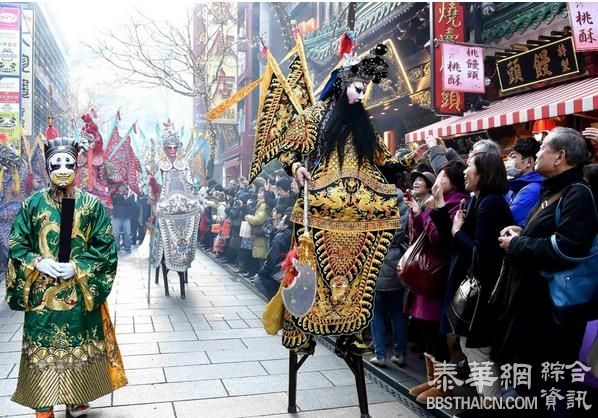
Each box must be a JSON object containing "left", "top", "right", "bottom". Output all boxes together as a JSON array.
[
  {"left": 47, "top": 152, "right": 76, "bottom": 188},
  {"left": 346, "top": 80, "right": 366, "bottom": 104}
]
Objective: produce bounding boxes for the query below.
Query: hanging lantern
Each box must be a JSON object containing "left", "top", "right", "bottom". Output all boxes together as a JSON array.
[
  {"left": 531, "top": 118, "right": 556, "bottom": 142},
  {"left": 532, "top": 118, "right": 556, "bottom": 133},
  {"left": 45, "top": 116, "right": 59, "bottom": 140}
]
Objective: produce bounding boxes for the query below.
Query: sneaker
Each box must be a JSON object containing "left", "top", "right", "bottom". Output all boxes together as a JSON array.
[
  {"left": 391, "top": 354, "right": 406, "bottom": 367},
  {"left": 370, "top": 356, "right": 386, "bottom": 367},
  {"left": 124, "top": 250, "right": 131, "bottom": 254}
]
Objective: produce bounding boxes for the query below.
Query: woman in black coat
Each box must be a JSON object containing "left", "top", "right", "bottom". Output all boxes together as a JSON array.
[
  {"left": 435, "top": 151, "right": 513, "bottom": 401},
  {"left": 496, "top": 128, "right": 598, "bottom": 416}
]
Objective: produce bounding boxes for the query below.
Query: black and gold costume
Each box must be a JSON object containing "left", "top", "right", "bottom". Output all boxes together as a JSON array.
[{"left": 277, "top": 99, "right": 409, "bottom": 349}]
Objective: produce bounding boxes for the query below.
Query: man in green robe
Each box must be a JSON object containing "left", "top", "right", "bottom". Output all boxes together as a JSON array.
[{"left": 6, "top": 137, "right": 126, "bottom": 418}]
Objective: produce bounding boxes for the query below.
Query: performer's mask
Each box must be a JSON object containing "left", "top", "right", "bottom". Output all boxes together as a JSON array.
[
  {"left": 47, "top": 152, "right": 76, "bottom": 188},
  {"left": 346, "top": 80, "right": 366, "bottom": 104},
  {"left": 164, "top": 145, "right": 179, "bottom": 159}
]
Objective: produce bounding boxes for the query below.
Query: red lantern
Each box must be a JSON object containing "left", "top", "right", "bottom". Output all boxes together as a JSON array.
[{"left": 532, "top": 118, "right": 556, "bottom": 133}]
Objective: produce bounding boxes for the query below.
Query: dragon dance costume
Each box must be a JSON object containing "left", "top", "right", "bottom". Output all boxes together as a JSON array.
[
  {"left": 6, "top": 137, "right": 126, "bottom": 411},
  {"left": 152, "top": 128, "right": 201, "bottom": 272},
  {"left": 248, "top": 39, "right": 413, "bottom": 351}
]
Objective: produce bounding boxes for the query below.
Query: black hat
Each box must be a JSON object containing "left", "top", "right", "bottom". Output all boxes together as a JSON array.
[
  {"left": 409, "top": 169, "right": 436, "bottom": 189},
  {"left": 44, "top": 137, "right": 80, "bottom": 162}
]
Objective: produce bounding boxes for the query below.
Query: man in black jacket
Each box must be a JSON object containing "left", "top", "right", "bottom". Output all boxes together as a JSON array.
[
  {"left": 111, "top": 184, "right": 134, "bottom": 253},
  {"left": 253, "top": 212, "right": 293, "bottom": 301}
]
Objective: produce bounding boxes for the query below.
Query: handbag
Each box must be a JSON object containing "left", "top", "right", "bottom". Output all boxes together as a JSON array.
[
  {"left": 540, "top": 183, "right": 598, "bottom": 319},
  {"left": 447, "top": 247, "right": 481, "bottom": 336},
  {"left": 262, "top": 285, "right": 285, "bottom": 335},
  {"left": 397, "top": 232, "right": 446, "bottom": 296},
  {"left": 239, "top": 220, "right": 252, "bottom": 239},
  {"left": 221, "top": 219, "right": 231, "bottom": 239}
]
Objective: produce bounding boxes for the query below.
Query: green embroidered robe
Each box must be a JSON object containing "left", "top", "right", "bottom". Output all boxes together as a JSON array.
[{"left": 5, "top": 188, "right": 123, "bottom": 408}]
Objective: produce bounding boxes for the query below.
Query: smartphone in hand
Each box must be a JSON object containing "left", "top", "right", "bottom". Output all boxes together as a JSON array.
[{"left": 406, "top": 189, "right": 413, "bottom": 201}]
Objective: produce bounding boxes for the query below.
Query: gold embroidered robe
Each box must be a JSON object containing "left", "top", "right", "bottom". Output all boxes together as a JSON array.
[
  {"left": 278, "top": 101, "right": 403, "bottom": 349},
  {"left": 5, "top": 188, "right": 126, "bottom": 408}
]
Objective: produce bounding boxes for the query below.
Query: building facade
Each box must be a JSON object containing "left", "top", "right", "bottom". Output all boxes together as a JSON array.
[{"left": 22, "top": 2, "right": 70, "bottom": 137}]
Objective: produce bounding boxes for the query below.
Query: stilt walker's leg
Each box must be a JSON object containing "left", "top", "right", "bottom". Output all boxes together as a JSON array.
[
  {"left": 155, "top": 266, "right": 160, "bottom": 284},
  {"left": 184, "top": 270, "right": 188, "bottom": 284},
  {"left": 161, "top": 260, "right": 169, "bottom": 296},
  {"left": 288, "top": 351, "right": 298, "bottom": 413},
  {"left": 178, "top": 271, "right": 186, "bottom": 299},
  {"left": 343, "top": 353, "right": 371, "bottom": 418},
  {"left": 287, "top": 349, "right": 311, "bottom": 413}
]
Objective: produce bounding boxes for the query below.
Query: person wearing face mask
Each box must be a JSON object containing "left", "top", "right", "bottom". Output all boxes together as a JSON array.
[
  {"left": 254, "top": 212, "right": 293, "bottom": 301},
  {"left": 6, "top": 137, "right": 126, "bottom": 418},
  {"left": 505, "top": 138, "right": 543, "bottom": 227}
]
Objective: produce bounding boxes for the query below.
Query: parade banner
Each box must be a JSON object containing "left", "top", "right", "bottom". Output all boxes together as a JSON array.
[
  {"left": 440, "top": 43, "right": 485, "bottom": 94},
  {"left": 496, "top": 37, "right": 580, "bottom": 93},
  {"left": 0, "top": 6, "right": 21, "bottom": 75},
  {"left": 431, "top": 2, "right": 465, "bottom": 116},
  {"left": 21, "top": 8, "right": 33, "bottom": 136},
  {"left": 568, "top": 2, "right": 598, "bottom": 51}
]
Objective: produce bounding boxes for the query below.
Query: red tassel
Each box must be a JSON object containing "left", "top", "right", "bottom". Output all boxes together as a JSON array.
[
  {"left": 46, "top": 125, "right": 59, "bottom": 140},
  {"left": 91, "top": 108, "right": 98, "bottom": 119},
  {"left": 261, "top": 45, "right": 268, "bottom": 58},
  {"left": 148, "top": 176, "right": 161, "bottom": 197},
  {"left": 338, "top": 32, "right": 355, "bottom": 57},
  {"left": 280, "top": 247, "right": 299, "bottom": 287},
  {"left": 24, "top": 172, "right": 35, "bottom": 194}
]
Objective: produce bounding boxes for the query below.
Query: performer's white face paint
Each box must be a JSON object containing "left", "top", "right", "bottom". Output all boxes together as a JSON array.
[
  {"left": 47, "top": 152, "right": 76, "bottom": 188},
  {"left": 346, "top": 80, "right": 366, "bottom": 104}
]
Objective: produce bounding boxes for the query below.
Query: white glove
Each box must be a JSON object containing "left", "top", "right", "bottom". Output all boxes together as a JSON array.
[
  {"left": 35, "top": 258, "right": 62, "bottom": 279},
  {"left": 58, "top": 262, "right": 76, "bottom": 279}
]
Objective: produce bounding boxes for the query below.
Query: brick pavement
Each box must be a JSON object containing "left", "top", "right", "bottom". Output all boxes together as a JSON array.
[{"left": 0, "top": 242, "right": 431, "bottom": 417}]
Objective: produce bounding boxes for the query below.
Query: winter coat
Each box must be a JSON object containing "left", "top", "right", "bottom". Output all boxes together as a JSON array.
[
  {"left": 507, "top": 171, "right": 544, "bottom": 227},
  {"left": 406, "top": 190, "right": 470, "bottom": 321},
  {"left": 434, "top": 192, "right": 513, "bottom": 348},
  {"left": 259, "top": 227, "right": 292, "bottom": 279},
  {"left": 246, "top": 200, "right": 270, "bottom": 259},
  {"left": 377, "top": 189, "right": 410, "bottom": 292},
  {"left": 428, "top": 145, "right": 463, "bottom": 175},
  {"left": 111, "top": 193, "right": 134, "bottom": 219},
  {"left": 492, "top": 166, "right": 598, "bottom": 365}
]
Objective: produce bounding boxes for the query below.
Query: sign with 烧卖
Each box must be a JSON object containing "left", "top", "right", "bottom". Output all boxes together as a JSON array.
[
  {"left": 568, "top": 2, "right": 598, "bottom": 51},
  {"left": 441, "top": 43, "right": 485, "bottom": 93},
  {"left": 0, "top": 76, "right": 21, "bottom": 150},
  {"left": 496, "top": 37, "right": 580, "bottom": 93},
  {"left": 431, "top": 2, "right": 466, "bottom": 116}
]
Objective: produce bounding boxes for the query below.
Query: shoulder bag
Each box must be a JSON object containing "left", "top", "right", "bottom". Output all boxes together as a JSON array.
[
  {"left": 447, "top": 246, "right": 481, "bottom": 336},
  {"left": 540, "top": 183, "right": 598, "bottom": 319},
  {"left": 397, "top": 232, "right": 446, "bottom": 296}
]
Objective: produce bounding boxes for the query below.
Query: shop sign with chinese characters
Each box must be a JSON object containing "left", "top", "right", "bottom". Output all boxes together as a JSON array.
[
  {"left": 431, "top": 2, "right": 465, "bottom": 116},
  {"left": 496, "top": 37, "right": 580, "bottom": 93},
  {"left": 568, "top": 2, "right": 598, "bottom": 51},
  {"left": 441, "top": 43, "right": 485, "bottom": 93}
]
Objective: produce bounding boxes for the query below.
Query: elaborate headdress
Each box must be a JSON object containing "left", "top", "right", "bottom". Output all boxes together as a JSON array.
[
  {"left": 319, "top": 43, "right": 390, "bottom": 101},
  {"left": 161, "top": 122, "right": 181, "bottom": 148},
  {"left": 44, "top": 137, "right": 80, "bottom": 163}
]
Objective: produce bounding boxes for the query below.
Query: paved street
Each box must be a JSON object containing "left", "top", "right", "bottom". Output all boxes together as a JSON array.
[{"left": 0, "top": 243, "right": 430, "bottom": 418}]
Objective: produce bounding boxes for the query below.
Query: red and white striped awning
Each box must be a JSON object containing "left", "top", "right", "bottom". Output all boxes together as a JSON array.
[{"left": 405, "top": 77, "right": 598, "bottom": 143}]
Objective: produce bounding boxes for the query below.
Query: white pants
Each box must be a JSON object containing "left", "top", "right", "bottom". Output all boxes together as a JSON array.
[{"left": 460, "top": 337, "right": 502, "bottom": 399}]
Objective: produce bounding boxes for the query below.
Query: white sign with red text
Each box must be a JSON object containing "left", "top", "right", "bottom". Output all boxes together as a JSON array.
[
  {"left": 441, "top": 43, "right": 485, "bottom": 94},
  {"left": 569, "top": 2, "right": 598, "bottom": 51}
]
